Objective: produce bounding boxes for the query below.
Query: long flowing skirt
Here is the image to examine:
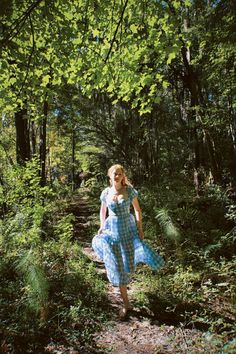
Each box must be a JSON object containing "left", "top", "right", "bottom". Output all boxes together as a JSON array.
[{"left": 92, "top": 214, "right": 165, "bottom": 286}]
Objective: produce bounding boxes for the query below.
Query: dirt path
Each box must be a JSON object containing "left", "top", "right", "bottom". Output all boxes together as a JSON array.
[{"left": 70, "top": 192, "right": 229, "bottom": 354}]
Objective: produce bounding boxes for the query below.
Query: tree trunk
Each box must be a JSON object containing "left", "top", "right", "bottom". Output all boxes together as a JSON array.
[
  {"left": 71, "top": 125, "right": 76, "bottom": 192},
  {"left": 40, "top": 100, "right": 48, "bottom": 186},
  {"left": 31, "top": 120, "right": 37, "bottom": 156},
  {"left": 204, "top": 130, "right": 221, "bottom": 183},
  {"left": 181, "top": 43, "right": 202, "bottom": 193},
  {"left": 15, "top": 108, "right": 31, "bottom": 165}
]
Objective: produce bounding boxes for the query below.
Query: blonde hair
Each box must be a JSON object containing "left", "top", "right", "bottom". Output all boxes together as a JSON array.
[{"left": 107, "top": 164, "right": 132, "bottom": 186}]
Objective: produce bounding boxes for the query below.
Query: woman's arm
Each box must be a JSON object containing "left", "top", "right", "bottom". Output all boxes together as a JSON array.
[
  {"left": 98, "top": 201, "right": 107, "bottom": 234},
  {"left": 132, "top": 197, "right": 144, "bottom": 240}
]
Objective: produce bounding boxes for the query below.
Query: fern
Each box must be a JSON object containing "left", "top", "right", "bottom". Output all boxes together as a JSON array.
[
  {"left": 205, "top": 227, "right": 236, "bottom": 258},
  {"left": 16, "top": 249, "right": 49, "bottom": 316},
  {"left": 155, "top": 208, "right": 181, "bottom": 241}
]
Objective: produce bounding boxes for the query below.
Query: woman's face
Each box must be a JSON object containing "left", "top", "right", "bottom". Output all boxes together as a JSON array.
[{"left": 110, "top": 168, "right": 124, "bottom": 184}]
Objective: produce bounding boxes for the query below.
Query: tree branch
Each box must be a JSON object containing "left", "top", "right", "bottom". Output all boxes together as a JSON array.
[
  {"left": 1, "top": 0, "right": 44, "bottom": 46},
  {"left": 19, "top": 13, "right": 35, "bottom": 95},
  {"left": 105, "top": 0, "right": 129, "bottom": 63}
]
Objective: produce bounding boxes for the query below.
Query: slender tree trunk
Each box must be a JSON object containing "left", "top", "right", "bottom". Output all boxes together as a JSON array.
[
  {"left": 204, "top": 130, "right": 221, "bottom": 183},
  {"left": 229, "top": 123, "right": 236, "bottom": 151},
  {"left": 31, "top": 120, "right": 37, "bottom": 156},
  {"left": 181, "top": 48, "right": 201, "bottom": 193},
  {"left": 15, "top": 108, "right": 31, "bottom": 165},
  {"left": 0, "top": 176, "right": 7, "bottom": 216},
  {"left": 227, "top": 124, "right": 236, "bottom": 186},
  {"left": 40, "top": 100, "right": 48, "bottom": 186},
  {"left": 71, "top": 125, "right": 76, "bottom": 192}
]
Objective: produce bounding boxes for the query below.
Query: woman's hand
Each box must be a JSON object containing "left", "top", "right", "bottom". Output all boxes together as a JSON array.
[{"left": 97, "top": 227, "right": 103, "bottom": 235}]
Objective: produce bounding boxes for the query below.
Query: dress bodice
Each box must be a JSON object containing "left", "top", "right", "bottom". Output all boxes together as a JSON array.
[{"left": 106, "top": 195, "right": 130, "bottom": 217}]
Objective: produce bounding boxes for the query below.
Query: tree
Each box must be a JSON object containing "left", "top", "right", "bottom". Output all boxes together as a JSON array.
[{"left": 0, "top": 0, "right": 235, "bottom": 187}]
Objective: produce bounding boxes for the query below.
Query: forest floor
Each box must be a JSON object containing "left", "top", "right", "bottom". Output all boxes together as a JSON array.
[
  {"left": 64, "top": 191, "right": 234, "bottom": 354},
  {"left": 1, "top": 191, "right": 235, "bottom": 354}
]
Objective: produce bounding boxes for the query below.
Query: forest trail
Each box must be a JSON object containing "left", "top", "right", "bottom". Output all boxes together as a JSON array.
[{"left": 69, "top": 191, "right": 229, "bottom": 354}]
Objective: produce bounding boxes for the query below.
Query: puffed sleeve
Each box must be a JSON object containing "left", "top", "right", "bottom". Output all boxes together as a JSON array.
[
  {"left": 100, "top": 187, "right": 109, "bottom": 203},
  {"left": 128, "top": 186, "right": 138, "bottom": 201}
]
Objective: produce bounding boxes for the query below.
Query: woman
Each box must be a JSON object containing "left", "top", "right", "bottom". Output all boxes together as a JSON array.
[{"left": 92, "top": 164, "right": 164, "bottom": 319}]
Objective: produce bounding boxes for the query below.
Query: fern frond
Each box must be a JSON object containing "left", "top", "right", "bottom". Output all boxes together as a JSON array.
[
  {"left": 16, "top": 249, "right": 49, "bottom": 312},
  {"left": 155, "top": 208, "right": 181, "bottom": 241}
]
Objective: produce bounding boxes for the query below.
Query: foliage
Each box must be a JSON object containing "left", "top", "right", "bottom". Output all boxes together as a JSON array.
[
  {"left": 2, "top": 157, "right": 52, "bottom": 208},
  {"left": 155, "top": 208, "right": 181, "bottom": 242},
  {"left": 133, "top": 255, "right": 236, "bottom": 342},
  {"left": 1, "top": 0, "right": 235, "bottom": 187},
  {"left": 131, "top": 180, "right": 236, "bottom": 346},
  {"left": 16, "top": 248, "right": 49, "bottom": 315},
  {"left": 0, "top": 160, "right": 108, "bottom": 351}
]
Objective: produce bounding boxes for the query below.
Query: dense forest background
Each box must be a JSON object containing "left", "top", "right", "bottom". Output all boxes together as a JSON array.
[{"left": 0, "top": 0, "right": 235, "bottom": 353}]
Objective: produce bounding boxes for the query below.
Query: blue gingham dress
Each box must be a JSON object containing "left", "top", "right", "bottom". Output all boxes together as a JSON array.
[{"left": 92, "top": 186, "right": 164, "bottom": 286}]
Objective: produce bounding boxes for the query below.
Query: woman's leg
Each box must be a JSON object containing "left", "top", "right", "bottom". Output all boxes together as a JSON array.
[
  {"left": 119, "top": 285, "right": 133, "bottom": 319},
  {"left": 119, "top": 285, "right": 130, "bottom": 309}
]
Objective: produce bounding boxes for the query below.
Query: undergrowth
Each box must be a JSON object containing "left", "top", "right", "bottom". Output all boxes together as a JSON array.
[
  {"left": 1, "top": 164, "right": 235, "bottom": 352},
  {"left": 0, "top": 159, "right": 109, "bottom": 352},
  {"left": 133, "top": 178, "right": 236, "bottom": 349}
]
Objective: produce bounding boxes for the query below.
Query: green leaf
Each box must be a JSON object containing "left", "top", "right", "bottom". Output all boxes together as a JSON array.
[
  {"left": 64, "top": 12, "right": 74, "bottom": 20},
  {"left": 167, "top": 51, "right": 176, "bottom": 64},
  {"left": 140, "top": 74, "right": 153, "bottom": 86},
  {"left": 92, "top": 29, "right": 99, "bottom": 37},
  {"left": 185, "top": 0, "right": 191, "bottom": 6},
  {"left": 41, "top": 75, "right": 50, "bottom": 87},
  {"left": 162, "top": 81, "right": 169, "bottom": 89},
  {"left": 130, "top": 24, "right": 138, "bottom": 34}
]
